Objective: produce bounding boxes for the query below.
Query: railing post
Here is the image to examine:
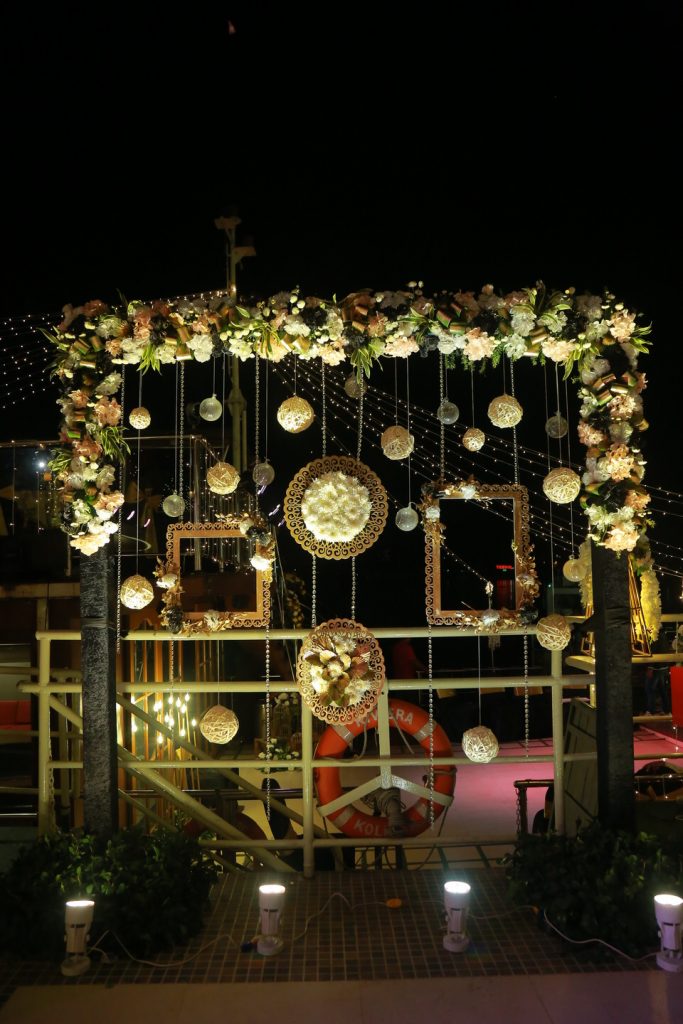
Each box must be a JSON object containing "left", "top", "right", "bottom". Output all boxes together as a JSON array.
[
  {"left": 37, "top": 635, "right": 53, "bottom": 835},
  {"left": 550, "top": 648, "right": 565, "bottom": 834},
  {"left": 302, "top": 702, "right": 315, "bottom": 878}
]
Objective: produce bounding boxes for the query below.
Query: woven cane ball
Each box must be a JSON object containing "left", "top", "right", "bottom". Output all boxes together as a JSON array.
[
  {"left": 381, "top": 425, "right": 415, "bottom": 460},
  {"left": 277, "top": 396, "right": 315, "bottom": 433},
  {"left": 536, "top": 614, "right": 571, "bottom": 650},
  {"left": 206, "top": 461, "right": 240, "bottom": 495},
  {"left": 542, "top": 467, "right": 581, "bottom": 504},
  {"left": 462, "top": 725, "right": 499, "bottom": 763},
  {"left": 488, "top": 395, "right": 523, "bottom": 428},
  {"left": 199, "top": 705, "right": 239, "bottom": 744},
  {"left": 120, "top": 574, "right": 154, "bottom": 610}
]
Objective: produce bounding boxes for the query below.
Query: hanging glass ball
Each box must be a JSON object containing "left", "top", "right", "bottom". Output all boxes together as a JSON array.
[
  {"left": 200, "top": 705, "right": 239, "bottom": 744},
  {"left": 395, "top": 505, "right": 419, "bottom": 531},
  {"left": 488, "top": 394, "right": 523, "bottom": 428},
  {"left": 462, "top": 725, "right": 499, "bottom": 763},
  {"left": 381, "top": 425, "right": 415, "bottom": 460},
  {"left": 543, "top": 467, "right": 581, "bottom": 504},
  {"left": 344, "top": 374, "right": 366, "bottom": 399},
  {"left": 199, "top": 394, "right": 223, "bottom": 422},
  {"left": 436, "top": 400, "right": 460, "bottom": 425},
  {"left": 462, "top": 427, "right": 485, "bottom": 452},
  {"left": 162, "top": 492, "right": 185, "bottom": 518},
  {"left": 481, "top": 608, "right": 500, "bottom": 628},
  {"left": 536, "top": 614, "right": 572, "bottom": 651},
  {"left": 252, "top": 461, "right": 275, "bottom": 488},
  {"left": 563, "top": 558, "right": 587, "bottom": 583},
  {"left": 120, "top": 574, "right": 154, "bottom": 610},
  {"left": 277, "top": 396, "right": 315, "bottom": 433},
  {"left": 545, "top": 413, "right": 568, "bottom": 439},
  {"left": 129, "top": 406, "right": 151, "bottom": 430},
  {"left": 206, "top": 461, "right": 240, "bottom": 495}
]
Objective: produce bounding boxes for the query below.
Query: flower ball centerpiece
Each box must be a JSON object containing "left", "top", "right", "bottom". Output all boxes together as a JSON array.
[
  {"left": 462, "top": 427, "right": 485, "bottom": 451},
  {"left": 302, "top": 471, "right": 370, "bottom": 542},
  {"left": 381, "top": 425, "right": 414, "bottom": 461},
  {"left": 285, "top": 456, "right": 388, "bottom": 558},
  {"left": 462, "top": 725, "right": 499, "bottom": 763},
  {"left": 488, "top": 394, "right": 523, "bottom": 428},
  {"left": 206, "top": 461, "right": 240, "bottom": 495},
  {"left": 200, "top": 705, "right": 239, "bottom": 744},
  {"left": 120, "top": 574, "right": 154, "bottom": 610},
  {"left": 536, "top": 614, "right": 572, "bottom": 650},
  {"left": 543, "top": 467, "right": 581, "bottom": 504},
  {"left": 129, "top": 406, "right": 151, "bottom": 430},
  {"left": 277, "top": 396, "right": 315, "bottom": 433}
]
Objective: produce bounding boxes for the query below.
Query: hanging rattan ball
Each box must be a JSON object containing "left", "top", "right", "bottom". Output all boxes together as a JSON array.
[
  {"left": 563, "top": 558, "right": 587, "bottom": 583},
  {"left": 543, "top": 467, "right": 581, "bottom": 504},
  {"left": 199, "top": 705, "right": 239, "bottom": 744},
  {"left": 277, "top": 396, "right": 315, "bottom": 433},
  {"left": 120, "top": 574, "right": 154, "bottom": 610},
  {"left": 462, "top": 427, "right": 485, "bottom": 451},
  {"left": 536, "top": 614, "right": 572, "bottom": 650},
  {"left": 206, "top": 461, "right": 240, "bottom": 495},
  {"left": 129, "top": 406, "right": 151, "bottom": 430},
  {"left": 381, "top": 425, "right": 414, "bottom": 460},
  {"left": 487, "top": 394, "right": 523, "bottom": 428},
  {"left": 462, "top": 725, "right": 499, "bottom": 763}
]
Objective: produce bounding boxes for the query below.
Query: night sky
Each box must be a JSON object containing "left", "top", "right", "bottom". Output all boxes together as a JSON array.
[{"left": 1, "top": 3, "right": 680, "bottom": 617}]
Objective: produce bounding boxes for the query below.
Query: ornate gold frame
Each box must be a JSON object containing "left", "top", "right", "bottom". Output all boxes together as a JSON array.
[
  {"left": 165, "top": 520, "right": 271, "bottom": 631},
  {"left": 423, "top": 482, "right": 538, "bottom": 628},
  {"left": 284, "top": 455, "right": 388, "bottom": 560},
  {"left": 297, "top": 618, "right": 386, "bottom": 724}
]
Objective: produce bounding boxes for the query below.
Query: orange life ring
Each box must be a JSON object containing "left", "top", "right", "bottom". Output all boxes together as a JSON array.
[{"left": 314, "top": 698, "right": 455, "bottom": 838}]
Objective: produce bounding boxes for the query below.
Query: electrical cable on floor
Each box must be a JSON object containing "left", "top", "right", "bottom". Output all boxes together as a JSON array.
[
  {"left": 87, "top": 928, "right": 238, "bottom": 968},
  {"left": 542, "top": 911, "right": 658, "bottom": 962},
  {"left": 288, "top": 891, "right": 402, "bottom": 943}
]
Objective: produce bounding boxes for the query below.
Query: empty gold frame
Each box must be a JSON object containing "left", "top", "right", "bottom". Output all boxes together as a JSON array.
[
  {"left": 166, "top": 520, "right": 271, "bottom": 630},
  {"left": 423, "top": 482, "right": 537, "bottom": 627}
]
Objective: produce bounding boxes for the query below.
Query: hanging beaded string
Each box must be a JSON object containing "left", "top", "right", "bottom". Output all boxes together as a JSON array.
[
  {"left": 293, "top": 353, "right": 298, "bottom": 396},
  {"left": 135, "top": 371, "right": 142, "bottom": 573},
  {"left": 254, "top": 354, "right": 261, "bottom": 464},
  {"left": 178, "top": 362, "right": 185, "bottom": 513},
  {"left": 564, "top": 373, "right": 577, "bottom": 557},
  {"left": 477, "top": 634, "right": 482, "bottom": 725},
  {"left": 510, "top": 358, "right": 530, "bottom": 758},
  {"left": 115, "top": 366, "right": 126, "bottom": 653},
  {"left": 168, "top": 640, "right": 175, "bottom": 742},
  {"left": 351, "top": 379, "right": 364, "bottom": 619},
  {"left": 173, "top": 363, "right": 179, "bottom": 494},
  {"left": 221, "top": 354, "right": 227, "bottom": 456},
  {"left": 542, "top": 365, "right": 556, "bottom": 613},
  {"left": 264, "top": 359, "right": 269, "bottom": 465},
  {"left": 394, "top": 359, "right": 399, "bottom": 424},
  {"left": 406, "top": 360, "right": 413, "bottom": 508},
  {"left": 427, "top": 622, "right": 435, "bottom": 830},
  {"left": 311, "top": 555, "right": 317, "bottom": 628},
  {"left": 438, "top": 355, "right": 445, "bottom": 480},
  {"left": 470, "top": 365, "right": 476, "bottom": 428},
  {"left": 321, "top": 362, "right": 327, "bottom": 457},
  {"left": 264, "top": 620, "right": 271, "bottom": 822},
  {"left": 554, "top": 363, "right": 564, "bottom": 467}
]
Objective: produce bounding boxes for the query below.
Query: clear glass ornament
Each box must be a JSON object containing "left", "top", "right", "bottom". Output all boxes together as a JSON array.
[
  {"left": 563, "top": 558, "right": 587, "bottom": 583},
  {"left": 436, "top": 400, "right": 459, "bottom": 425},
  {"left": 395, "top": 505, "right": 419, "bottom": 532},
  {"left": 199, "top": 394, "right": 223, "bottom": 421},
  {"left": 252, "top": 461, "right": 275, "bottom": 488},
  {"left": 162, "top": 492, "right": 185, "bottom": 518},
  {"left": 545, "top": 413, "right": 568, "bottom": 439},
  {"left": 344, "top": 375, "right": 366, "bottom": 399}
]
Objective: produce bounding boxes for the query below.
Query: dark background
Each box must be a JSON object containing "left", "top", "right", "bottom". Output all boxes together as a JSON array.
[{"left": 1, "top": 2, "right": 680, "bottom": 623}]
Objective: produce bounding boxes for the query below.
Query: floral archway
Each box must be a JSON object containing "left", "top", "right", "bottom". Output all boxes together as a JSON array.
[{"left": 46, "top": 280, "right": 652, "bottom": 572}]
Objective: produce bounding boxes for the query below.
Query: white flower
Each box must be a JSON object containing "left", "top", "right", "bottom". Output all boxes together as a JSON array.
[
  {"left": 95, "top": 372, "right": 122, "bottom": 396},
  {"left": 228, "top": 338, "right": 255, "bottom": 361},
  {"left": 301, "top": 471, "right": 371, "bottom": 542},
  {"left": 575, "top": 294, "right": 603, "bottom": 320},
  {"left": 326, "top": 311, "right": 344, "bottom": 340},
  {"left": 504, "top": 333, "right": 529, "bottom": 360},
  {"left": 511, "top": 310, "right": 536, "bottom": 336},
  {"left": 284, "top": 315, "right": 311, "bottom": 337},
  {"left": 580, "top": 357, "right": 611, "bottom": 385},
  {"left": 157, "top": 345, "right": 177, "bottom": 364}
]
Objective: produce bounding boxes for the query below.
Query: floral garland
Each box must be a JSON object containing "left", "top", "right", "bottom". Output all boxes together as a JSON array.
[
  {"left": 302, "top": 628, "right": 373, "bottom": 710},
  {"left": 45, "top": 283, "right": 652, "bottom": 559}
]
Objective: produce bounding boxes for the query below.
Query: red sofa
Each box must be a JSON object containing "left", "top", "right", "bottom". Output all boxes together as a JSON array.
[{"left": 0, "top": 699, "right": 31, "bottom": 733}]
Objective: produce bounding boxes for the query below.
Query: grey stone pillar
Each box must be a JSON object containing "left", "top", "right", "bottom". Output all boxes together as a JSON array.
[
  {"left": 591, "top": 542, "right": 634, "bottom": 831},
  {"left": 80, "top": 546, "right": 118, "bottom": 836}
]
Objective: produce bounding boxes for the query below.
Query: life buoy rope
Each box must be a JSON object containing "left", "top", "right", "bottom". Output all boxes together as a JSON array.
[{"left": 314, "top": 698, "right": 455, "bottom": 838}]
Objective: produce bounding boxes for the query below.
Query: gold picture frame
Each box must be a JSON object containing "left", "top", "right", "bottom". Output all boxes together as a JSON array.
[
  {"left": 164, "top": 519, "right": 271, "bottom": 632},
  {"left": 422, "top": 481, "right": 538, "bottom": 628}
]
